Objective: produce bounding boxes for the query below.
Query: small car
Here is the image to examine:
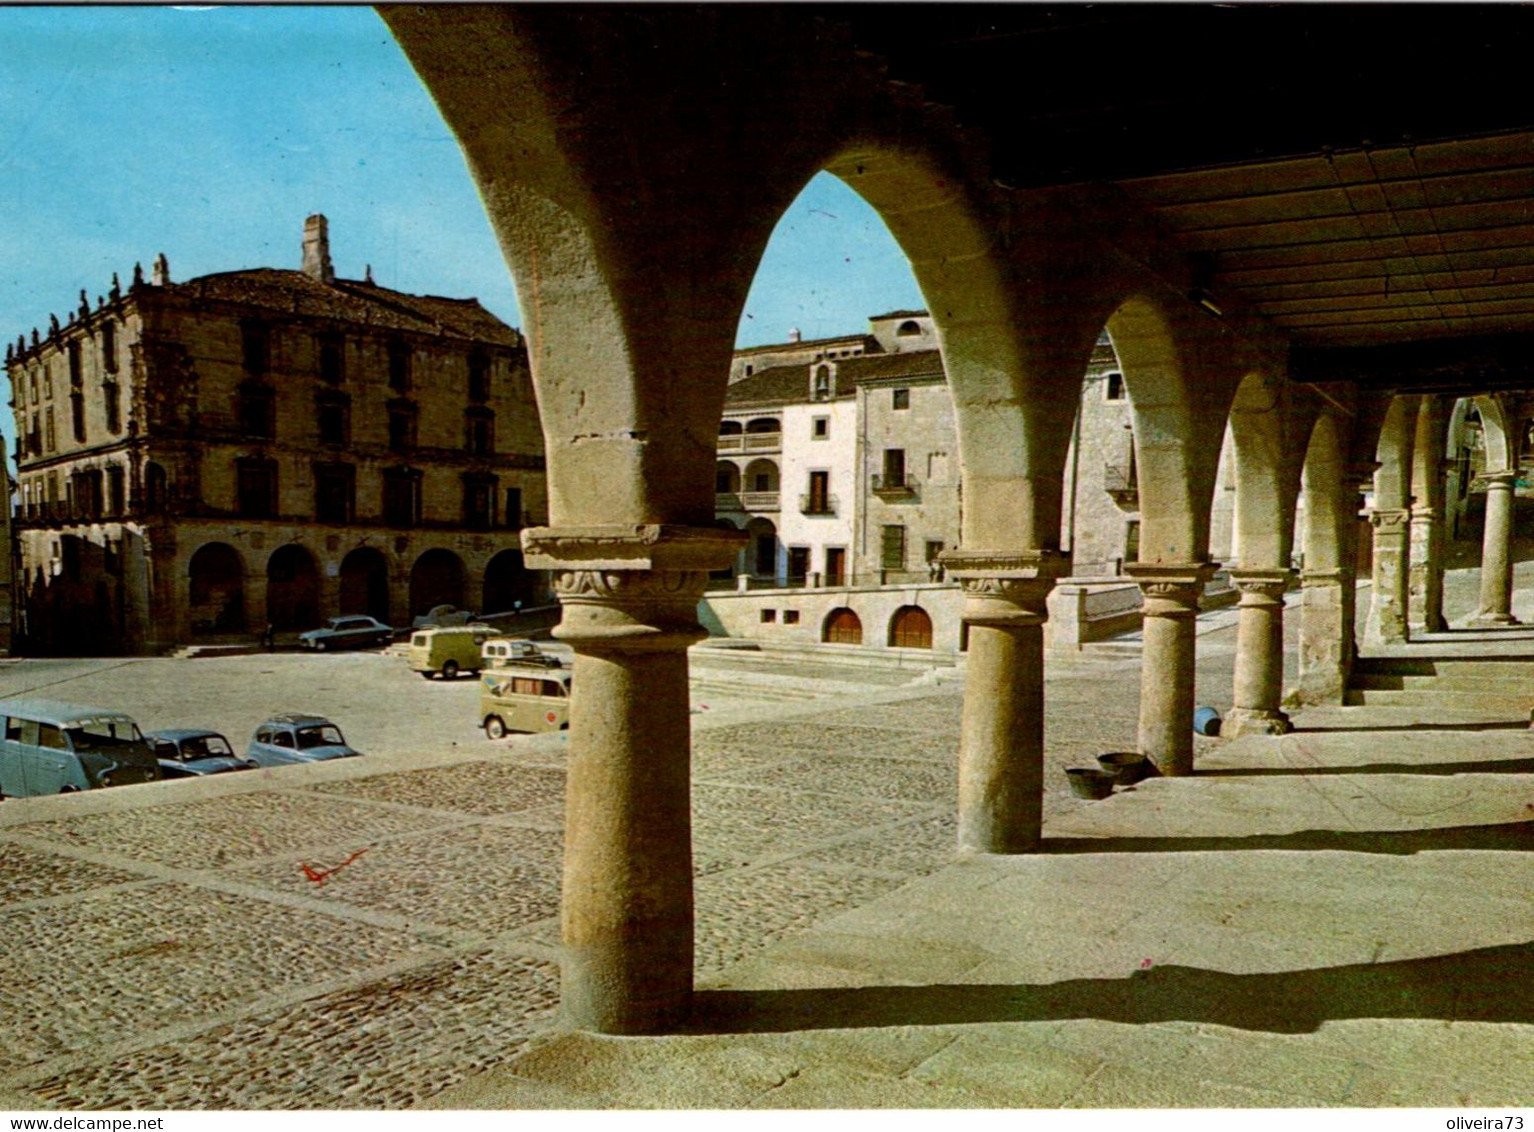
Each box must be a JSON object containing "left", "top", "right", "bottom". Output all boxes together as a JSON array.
[
  {"left": 412, "top": 604, "right": 476, "bottom": 630},
  {"left": 146, "top": 729, "right": 258, "bottom": 777},
  {"left": 480, "top": 668, "right": 572, "bottom": 737},
  {"left": 246, "top": 714, "right": 362, "bottom": 767},
  {"left": 297, "top": 616, "right": 395, "bottom": 651}
]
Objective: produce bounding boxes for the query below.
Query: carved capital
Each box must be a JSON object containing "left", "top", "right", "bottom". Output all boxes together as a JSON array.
[
  {"left": 940, "top": 549, "right": 1070, "bottom": 628},
  {"left": 1474, "top": 470, "right": 1518, "bottom": 491},
  {"left": 1368, "top": 508, "right": 1412, "bottom": 530},
  {"left": 1124, "top": 562, "right": 1217, "bottom": 616},
  {"left": 1229, "top": 568, "right": 1293, "bottom": 604},
  {"left": 523, "top": 525, "right": 745, "bottom": 652}
]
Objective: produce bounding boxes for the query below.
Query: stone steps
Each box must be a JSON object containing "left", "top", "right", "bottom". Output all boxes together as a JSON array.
[
  {"left": 1343, "top": 686, "right": 1534, "bottom": 713},
  {"left": 1351, "top": 671, "right": 1534, "bottom": 693}
]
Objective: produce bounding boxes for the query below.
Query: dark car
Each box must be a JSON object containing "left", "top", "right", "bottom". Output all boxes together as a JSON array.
[
  {"left": 146, "top": 729, "right": 258, "bottom": 778},
  {"left": 297, "top": 615, "right": 395, "bottom": 651},
  {"left": 246, "top": 714, "right": 362, "bottom": 767},
  {"left": 412, "top": 604, "right": 477, "bottom": 630}
]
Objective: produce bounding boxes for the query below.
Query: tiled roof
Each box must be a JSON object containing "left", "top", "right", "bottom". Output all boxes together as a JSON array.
[
  {"left": 724, "top": 348, "right": 946, "bottom": 407},
  {"left": 163, "top": 269, "right": 521, "bottom": 346},
  {"left": 733, "top": 332, "right": 877, "bottom": 356}
]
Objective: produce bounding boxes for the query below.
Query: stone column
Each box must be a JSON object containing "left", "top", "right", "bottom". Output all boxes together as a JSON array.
[
  {"left": 1296, "top": 568, "right": 1355, "bottom": 704},
  {"left": 1125, "top": 563, "right": 1216, "bottom": 777},
  {"left": 1363, "top": 508, "right": 1413, "bottom": 644},
  {"left": 1473, "top": 471, "right": 1519, "bottom": 625},
  {"left": 1224, "top": 569, "right": 1294, "bottom": 736},
  {"left": 522, "top": 524, "right": 743, "bottom": 1034},
  {"left": 941, "top": 549, "right": 1068, "bottom": 854},
  {"left": 1409, "top": 502, "right": 1448, "bottom": 633}
]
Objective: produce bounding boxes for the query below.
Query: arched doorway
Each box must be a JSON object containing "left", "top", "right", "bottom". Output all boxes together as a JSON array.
[
  {"left": 745, "top": 516, "right": 778, "bottom": 579},
  {"left": 188, "top": 542, "right": 245, "bottom": 635},
  {"left": 339, "top": 547, "right": 391, "bottom": 622},
  {"left": 483, "top": 548, "right": 537, "bottom": 614},
  {"left": 823, "top": 607, "right": 863, "bottom": 645},
  {"left": 410, "top": 548, "right": 466, "bottom": 617},
  {"left": 889, "top": 605, "right": 933, "bottom": 648},
  {"left": 267, "top": 544, "right": 320, "bottom": 630}
]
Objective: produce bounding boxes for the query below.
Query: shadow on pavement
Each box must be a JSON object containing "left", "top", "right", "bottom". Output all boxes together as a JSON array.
[{"left": 1041, "top": 820, "right": 1534, "bottom": 855}]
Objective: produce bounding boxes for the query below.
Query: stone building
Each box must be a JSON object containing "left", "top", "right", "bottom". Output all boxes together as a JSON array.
[{"left": 5, "top": 215, "right": 547, "bottom": 655}]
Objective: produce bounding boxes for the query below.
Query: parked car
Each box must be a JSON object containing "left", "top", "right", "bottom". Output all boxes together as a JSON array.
[
  {"left": 408, "top": 624, "right": 496, "bottom": 680},
  {"left": 0, "top": 699, "right": 160, "bottom": 797},
  {"left": 480, "top": 668, "right": 572, "bottom": 737},
  {"left": 246, "top": 714, "right": 362, "bottom": 767},
  {"left": 412, "top": 604, "right": 476, "bottom": 630},
  {"left": 146, "top": 729, "right": 258, "bottom": 777},
  {"left": 481, "top": 637, "right": 562, "bottom": 670},
  {"left": 297, "top": 615, "right": 395, "bottom": 651}
]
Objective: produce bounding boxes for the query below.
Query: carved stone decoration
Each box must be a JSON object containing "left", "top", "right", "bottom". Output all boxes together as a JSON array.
[
  {"left": 1368, "top": 508, "right": 1412, "bottom": 530},
  {"left": 1230, "top": 568, "right": 1293, "bottom": 605},
  {"left": 1124, "top": 562, "right": 1218, "bottom": 619},
  {"left": 526, "top": 525, "right": 746, "bottom": 650},
  {"left": 940, "top": 548, "right": 1071, "bottom": 627}
]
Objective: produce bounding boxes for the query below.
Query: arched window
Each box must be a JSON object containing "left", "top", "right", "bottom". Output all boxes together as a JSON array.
[
  {"left": 823, "top": 607, "right": 862, "bottom": 645},
  {"left": 896, "top": 319, "right": 922, "bottom": 337},
  {"left": 718, "top": 420, "right": 743, "bottom": 436},
  {"left": 889, "top": 605, "right": 933, "bottom": 649}
]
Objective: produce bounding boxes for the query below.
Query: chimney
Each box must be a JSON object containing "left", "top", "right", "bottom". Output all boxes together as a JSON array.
[
  {"left": 788, "top": 327, "right": 802, "bottom": 343},
  {"left": 302, "top": 214, "right": 335, "bottom": 283}
]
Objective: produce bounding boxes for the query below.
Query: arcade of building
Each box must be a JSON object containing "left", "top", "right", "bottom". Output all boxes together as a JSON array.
[{"left": 378, "top": 7, "right": 1534, "bottom": 1035}]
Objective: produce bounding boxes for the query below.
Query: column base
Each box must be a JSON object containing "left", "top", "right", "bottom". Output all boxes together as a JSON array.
[
  {"left": 1223, "top": 707, "right": 1293, "bottom": 737},
  {"left": 1470, "top": 612, "right": 1521, "bottom": 627}
]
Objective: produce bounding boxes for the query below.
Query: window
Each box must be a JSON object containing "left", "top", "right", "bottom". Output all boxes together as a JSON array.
[
  {"left": 465, "top": 408, "right": 495, "bottom": 456},
  {"left": 882, "top": 448, "right": 906, "bottom": 488},
  {"left": 238, "top": 382, "right": 275, "bottom": 439},
  {"left": 892, "top": 388, "right": 910, "bottom": 410},
  {"left": 43, "top": 408, "right": 55, "bottom": 453},
  {"left": 760, "top": 609, "right": 777, "bottom": 624},
  {"left": 144, "top": 463, "right": 167, "bottom": 514},
  {"left": 101, "top": 320, "right": 117, "bottom": 374},
  {"left": 896, "top": 319, "right": 922, "bottom": 337},
  {"left": 317, "top": 393, "right": 349, "bottom": 446},
  {"left": 387, "top": 341, "right": 412, "bottom": 392},
  {"left": 783, "top": 610, "right": 800, "bottom": 625},
  {"left": 468, "top": 352, "right": 491, "bottom": 402},
  {"left": 812, "top": 416, "right": 829, "bottom": 439},
  {"left": 787, "top": 547, "right": 810, "bottom": 580},
  {"left": 236, "top": 458, "right": 276, "bottom": 518},
  {"left": 462, "top": 475, "right": 496, "bottom": 529},
  {"left": 242, "top": 323, "right": 269, "bottom": 375},
  {"left": 807, "top": 470, "right": 830, "bottom": 513},
  {"left": 926, "top": 540, "right": 945, "bottom": 565},
  {"left": 68, "top": 341, "right": 82, "bottom": 387},
  {"left": 107, "top": 466, "right": 125, "bottom": 516},
  {"left": 383, "top": 467, "right": 422, "bottom": 528},
  {"left": 70, "top": 391, "right": 86, "bottom": 443},
  {"left": 744, "top": 364, "right": 754, "bottom": 376},
  {"left": 881, "top": 524, "right": 907, "bottom": 570},
  {"left": 1105, "top": 371, "right": 1125, "bottom": 401},
  {"left": 318, "top": 333, "right": 344, "bottom": 383},
  {"left": 314, "top": 463, "right": 355, "bottom": 524},
  {"left": 388, "top": 401, "right": 418, "bottom": 452},
  {"left": 504, "top": 486, "right": 523, "bottom": 529},
  {"left": 104, "top": 382, "right": 120, "bottom": 435}
]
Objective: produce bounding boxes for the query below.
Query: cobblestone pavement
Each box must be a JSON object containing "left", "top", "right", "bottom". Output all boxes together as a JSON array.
[{"left": 1, "top": 560, "right": 1518, "bottom": 1109}]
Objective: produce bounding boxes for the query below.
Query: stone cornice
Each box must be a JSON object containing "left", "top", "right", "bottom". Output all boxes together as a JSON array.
[{"left": 521, "top": 524, "right": 746, "bottom": 573}]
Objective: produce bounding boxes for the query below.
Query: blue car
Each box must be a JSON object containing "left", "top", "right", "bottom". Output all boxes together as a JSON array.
[
  {"left": 246, "top": 714, "right": 362, "bottom": 767},
  {"left": 146, "top": 728, "right": 258, "bottom": 778}
]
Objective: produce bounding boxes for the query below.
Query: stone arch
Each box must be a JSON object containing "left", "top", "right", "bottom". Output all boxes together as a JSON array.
[
  {"left": 742, "top": 458, "right": 779, "bottom": 494},
  {"left": 1300, "top": 412, "right": 1354, "bottom": 575},
  {"left": 744, "top": 417, "right": 780, "bottom": 434},
  {"left": 483, "top": 548, "right": 538, "bottom": 614},
  {"left": 745, "top": 516, "right": 778, "bottom": 578},
  {"left": 1105, "top": 295, "right": 1242, "bottom": 565},
  {"left": 823, "top": 606, "right": 862, "bottom": 645},
  {"left": 1364, "top": 394, "right": 1421, "bottom": 644},
  {"left": 187, "top": 542, "right": 245, "bottom": 635},
  {"left": 266, "top": 544, "right": 320, "bottom": 631},
  {"left": 888, "top": 605, "right": 933, "bottom": 649},
  {"left": 1226, "top": 367, "right": 1316, "bottom": 572},
  {"left": 718, "top": 420, "right": 743, "bottom": 437},
  {"left": 339, "top": 547, "right": 391, "bottom": 622},
  {"left": 410, "top": 548, "right": 466, "bottom": 617},
  {"left": 715, "top": 461, "right": 741, "bottom": 494}
]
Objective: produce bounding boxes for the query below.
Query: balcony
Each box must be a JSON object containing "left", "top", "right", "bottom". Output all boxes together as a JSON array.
[
  {"left": 1103, "top": 464, "right": 1138, "bottom": 509},
  {"left": 715, "top": 491, "right": 779, "bottom": 513},
  {"left": 799, "top": 492, "right": 838, "bottom": 516},
  {"left": 870, "top": 473, "right": 918, "bottom": 500},
  {"left": 716, "top": 430, "right": 782, "bottom": 455}
]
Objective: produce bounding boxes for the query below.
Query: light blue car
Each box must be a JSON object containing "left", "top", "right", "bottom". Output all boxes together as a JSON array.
[{"left": 245, "top": 714, "right": 362, "bottom": 767}]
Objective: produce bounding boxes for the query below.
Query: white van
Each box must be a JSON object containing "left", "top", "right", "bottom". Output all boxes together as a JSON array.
[
  {"left": 0, "top": 699, "right": 161, "bottom": 797},
  {"left": 408, "top": 624, "right": 494, "bottom": 680},
  {"left": 479, "top": 668, "right": 572, "bottom": 737}
]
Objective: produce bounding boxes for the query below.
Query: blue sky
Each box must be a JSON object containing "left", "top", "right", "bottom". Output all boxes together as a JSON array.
[{"left": 0, "top": 5, "right": 925, "bottom": 458}]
